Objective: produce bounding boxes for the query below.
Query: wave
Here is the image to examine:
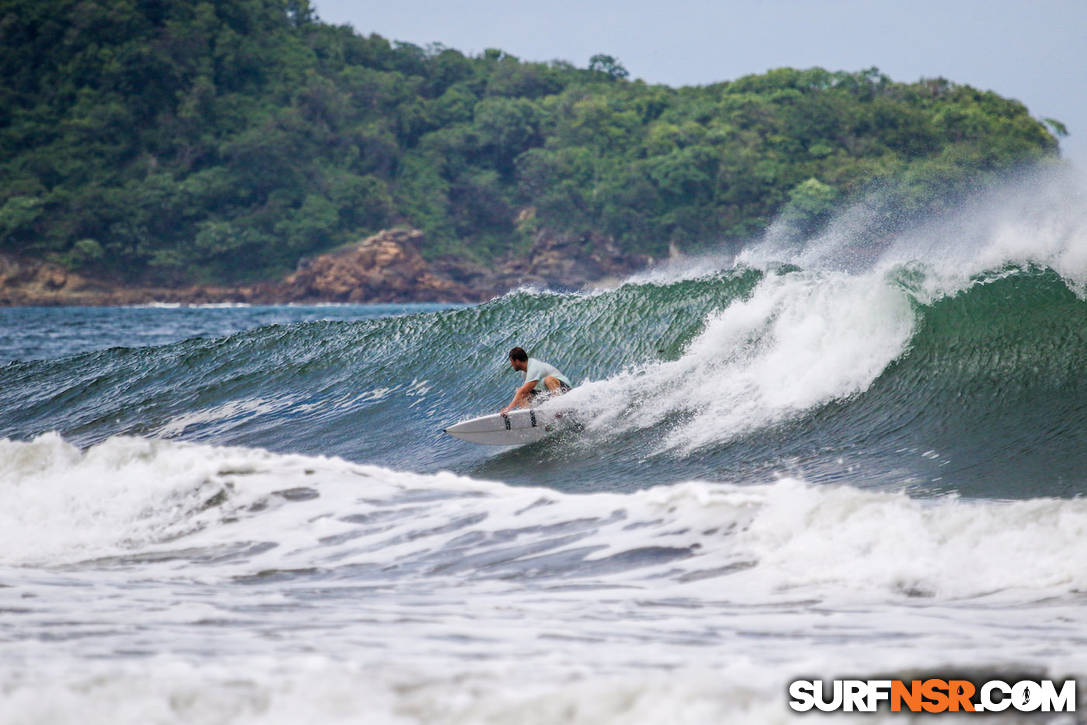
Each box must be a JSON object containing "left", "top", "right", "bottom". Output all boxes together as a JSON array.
[
  {"left": 559, "top": 263, "right": 1087, "bottom": 495},
  {"left": 4, "top": 434, "right": 1087, "bottom": 606},
  {"left": 2, "top": 260, "right": 1086, "bottom": 496}
]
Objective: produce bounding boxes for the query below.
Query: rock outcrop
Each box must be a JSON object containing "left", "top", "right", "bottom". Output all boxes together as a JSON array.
[
  {"left": 0, "top": 254, "right": 128, "bottom": 306},
  {"left": 278, "top": 228, "right": 481, "bottom": 303}
]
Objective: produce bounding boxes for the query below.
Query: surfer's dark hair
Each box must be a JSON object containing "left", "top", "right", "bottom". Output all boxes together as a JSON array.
[{"left": 508, "top": 347, "right": 528, "bottom": 362}]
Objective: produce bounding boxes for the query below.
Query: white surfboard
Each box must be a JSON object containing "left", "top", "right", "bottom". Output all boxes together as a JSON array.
[{"left": 444, "top": 408, "right": 575, "bottom": 445}]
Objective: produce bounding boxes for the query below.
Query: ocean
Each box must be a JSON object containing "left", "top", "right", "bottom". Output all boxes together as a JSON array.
[{"left": 3, "top": 169, "right": 1087, "bottom": 723}]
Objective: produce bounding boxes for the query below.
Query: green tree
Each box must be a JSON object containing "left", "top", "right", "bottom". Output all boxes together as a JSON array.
[
  {"left": 588, "top": 54, "right": 629, "bottom": 80},
  {"left": 0, "top": 0, "right": 1063, "bottom": 283}
]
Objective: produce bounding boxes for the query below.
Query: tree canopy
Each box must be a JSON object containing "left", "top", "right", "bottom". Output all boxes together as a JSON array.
[{"left": 0, "top": 0, "right": 1062, "bottom": 283}]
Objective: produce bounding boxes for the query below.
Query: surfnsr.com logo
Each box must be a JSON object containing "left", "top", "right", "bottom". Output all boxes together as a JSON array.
[{"left": 789, "top": 679, "right": 1076, "bottom": 713}]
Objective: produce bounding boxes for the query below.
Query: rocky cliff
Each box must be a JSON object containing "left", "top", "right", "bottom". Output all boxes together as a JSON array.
[{"left": 278, "top": 228, "right": 480, "bottom": 303}]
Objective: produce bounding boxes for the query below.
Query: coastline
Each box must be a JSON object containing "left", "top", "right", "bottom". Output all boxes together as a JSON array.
[{"left": 0, "top": 227, "right": 653, "bottom": 307}]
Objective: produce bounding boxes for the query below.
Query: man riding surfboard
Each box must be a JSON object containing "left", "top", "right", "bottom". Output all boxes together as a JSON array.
[{"left": 500, "top": 346, "right": 572, "bottom": 415}]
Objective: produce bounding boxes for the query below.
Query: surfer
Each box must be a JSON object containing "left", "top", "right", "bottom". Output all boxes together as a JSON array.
[{"left": 500, "top": 346, "right": 572, "bottom": 414}]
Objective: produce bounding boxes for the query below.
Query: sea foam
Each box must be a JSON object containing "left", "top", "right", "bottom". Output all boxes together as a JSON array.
[{"left": 4, "top": 435, "right": 1087, "bottom": 603}]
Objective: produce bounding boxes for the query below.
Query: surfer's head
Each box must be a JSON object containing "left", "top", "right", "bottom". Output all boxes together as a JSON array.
[{"left": 508, "top": 346, "right": 528, "bottom": 371}]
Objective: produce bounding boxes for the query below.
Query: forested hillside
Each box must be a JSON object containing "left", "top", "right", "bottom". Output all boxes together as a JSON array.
[{"left": 0, "top": 0, "right": 1063, "bottom": 284}]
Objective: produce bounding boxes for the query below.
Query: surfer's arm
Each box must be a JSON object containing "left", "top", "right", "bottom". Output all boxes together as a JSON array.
[{"left": 501, "top": 379, "right": 538, "bottom": 414}]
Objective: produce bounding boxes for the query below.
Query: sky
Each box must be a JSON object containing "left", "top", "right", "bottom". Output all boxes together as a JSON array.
[{"left": 311, "top": 0, "right": 1087, "bottom": 164}]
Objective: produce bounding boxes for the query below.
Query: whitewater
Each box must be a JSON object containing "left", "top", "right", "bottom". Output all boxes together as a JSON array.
[{"left": 3, "top": 166, "right": 1087, "bottom": 724}]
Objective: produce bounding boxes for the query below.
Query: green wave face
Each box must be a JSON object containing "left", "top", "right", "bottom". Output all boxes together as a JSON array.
[
  {"left": 3, "top": 262, "right": 1086, "bottom": 498},
  {"left": 863, "top": 266, "right": 1087, "bottom": 497}
]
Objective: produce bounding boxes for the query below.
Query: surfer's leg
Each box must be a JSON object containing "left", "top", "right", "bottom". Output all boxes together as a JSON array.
[{"left": 542, "top": 376, "right": 564, "bottom": 394}]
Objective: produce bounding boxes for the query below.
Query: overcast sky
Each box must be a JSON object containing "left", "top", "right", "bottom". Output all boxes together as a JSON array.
[{"left": 311, "top": 0, "right": 1087, "bottom": 164}]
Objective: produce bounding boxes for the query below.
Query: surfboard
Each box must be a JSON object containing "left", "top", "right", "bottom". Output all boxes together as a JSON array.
[{"left": 443, "top": 408, "right": 574, "bottom": 445}]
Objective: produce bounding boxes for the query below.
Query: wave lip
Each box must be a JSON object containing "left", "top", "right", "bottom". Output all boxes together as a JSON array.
[{"left": 565, "top": 266, "right": 916, "bottom": 454}]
